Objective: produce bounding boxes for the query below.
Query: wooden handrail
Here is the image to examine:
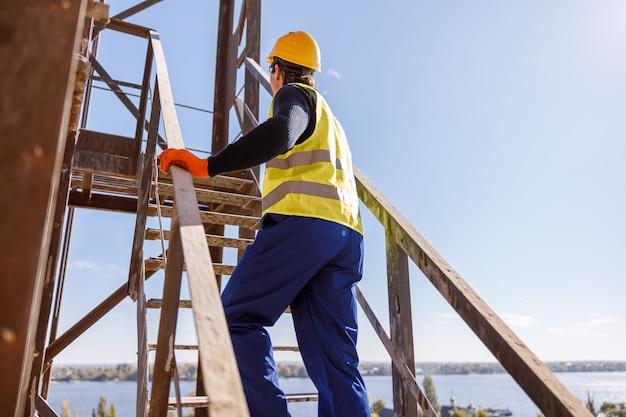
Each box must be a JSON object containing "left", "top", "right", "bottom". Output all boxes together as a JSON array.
[
  {"left": 147, "top": 29, "right": 250, "bottom": 417},
  {"left": 241, "top": 53, "right": 591, "bottom": 416},
  {"left": 354, "top": 165, "right": 591, "bottom": 417}
]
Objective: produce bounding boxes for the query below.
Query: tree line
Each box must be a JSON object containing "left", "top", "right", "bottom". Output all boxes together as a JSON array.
[{"left": 50, "top": 361, "right": 626, "bottom": 382}]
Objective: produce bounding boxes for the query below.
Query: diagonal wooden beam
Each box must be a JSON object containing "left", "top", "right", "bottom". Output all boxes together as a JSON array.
[
  {"left": 150, "top": 27, "right": 249, "bottom": 416},
  {"left": 355, "top": 287, "right": 437, "bottom": 417},
  {"left": 44, "top": 270, "right": 156, "bottom": 364},
  {"left": 354, "top": 165, "right": 592, "bottom": 417}
]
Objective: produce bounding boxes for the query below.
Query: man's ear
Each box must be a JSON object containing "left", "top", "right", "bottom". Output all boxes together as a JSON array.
[{"left": 276, "top": 67, "right": 283, "bottom": 84}]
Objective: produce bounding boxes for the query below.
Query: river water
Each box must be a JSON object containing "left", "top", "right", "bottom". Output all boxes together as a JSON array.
[{"left": 47, "top": 371, "right": 626, "bottom": 417}]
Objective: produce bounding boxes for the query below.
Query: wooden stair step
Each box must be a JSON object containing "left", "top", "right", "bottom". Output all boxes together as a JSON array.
[
  {"left": 165, "top": 393, "right": 318, "bottom": 409},
  {"left": 145, "top": 228, "right": 254, "bottom": 250},
  {"left": 158, "top": 171, "right": 258, "bottom": 192},
  {"left": 167, "top": 396, "right": 208, "bottom": 409},
  {"left": 153, "top": 182, "right": 261, "bottom": 210},
  {"left": 148, "top": 344, "right": 198, "bottom": 351},
  {"left": 70, "top": 172, "right": 139, "bottom": 196},
  {"left": 144, "top": 257, "right": 236, "bottom": 275},
  {"left": 148, "top": 204, "right": 260, "bottom": 229},
  {"left": 286, "top": 393, "right": 319, "bottom": 402},
  {"left": 146, "top": 298, "right": 192, "bottom": 309},
  {"left": 273, "top": 346, "right": 300, "bottom": 352}
]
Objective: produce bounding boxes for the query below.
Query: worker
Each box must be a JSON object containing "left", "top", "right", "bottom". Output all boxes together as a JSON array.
[{"left": 159, "top": 31, "right": 370, "bottom": 417}]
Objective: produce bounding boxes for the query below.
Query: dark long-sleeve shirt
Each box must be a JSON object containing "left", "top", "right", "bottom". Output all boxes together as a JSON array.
[{"left": 208, "top": 84, "right": 316, "bottom": 177}]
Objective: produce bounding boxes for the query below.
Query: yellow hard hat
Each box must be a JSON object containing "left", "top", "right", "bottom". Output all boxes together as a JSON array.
[{"left": 266, "top": 31, "right": 321, "bottom": 72}]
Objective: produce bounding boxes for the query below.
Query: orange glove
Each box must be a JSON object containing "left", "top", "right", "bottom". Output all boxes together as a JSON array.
[{"left": 159, "top": 149, "right": 209, "bottom": 178}]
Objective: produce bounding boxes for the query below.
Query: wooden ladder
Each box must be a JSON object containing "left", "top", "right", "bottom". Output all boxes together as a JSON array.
[{"left": 136, "top": 170, "right": 318, "bottom": 415}]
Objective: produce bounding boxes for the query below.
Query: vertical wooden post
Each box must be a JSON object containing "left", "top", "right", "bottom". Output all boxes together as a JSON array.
[
  {"left": 243, "top": 0, "right": 260, "bottom": 135},
  {"left": 24, "top": 130, "right": 77, "bottom": 416},
  {"left": 128, "top": 68, "right": 159, "bottom": 301},
  {"left": 136, "top": 265, "right": 149, "bottom": 417},
  {"left": 149, "top": 205, "right": 185, "bottom": 417},
  {"left": 212, "top": 0, "right": 237, "bottom": 152},
  {"left": 386, "top": 233, "right": 417, "bottom": 417},
  {"left": 237, "top": 0, "right": 262, "bottom": 258},
  {"left": 0, "top": 1, "right": 86, "bottom": 415}
]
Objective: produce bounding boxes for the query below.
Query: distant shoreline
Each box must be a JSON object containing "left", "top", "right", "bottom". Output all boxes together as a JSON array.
[{"left": 50, "top": 361, "right": 626, "bottom": 382}]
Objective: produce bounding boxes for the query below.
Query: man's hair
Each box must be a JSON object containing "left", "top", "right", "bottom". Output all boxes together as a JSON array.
[{"left": 275, "top": 57, "right": 316, "bottom": 87}]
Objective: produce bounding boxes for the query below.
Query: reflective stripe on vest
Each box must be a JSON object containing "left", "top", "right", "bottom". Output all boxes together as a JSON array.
[
  {"left": 261, "top": 84, "right": 362, "bottom": 234},
  {"left": 265, "top": 149, "right": 343, "bottom": 170}
]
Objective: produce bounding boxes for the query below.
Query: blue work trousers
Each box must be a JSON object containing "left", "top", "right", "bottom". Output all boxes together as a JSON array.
[{"left": 221, "top": 214, "right": 370, "bottom": 417}]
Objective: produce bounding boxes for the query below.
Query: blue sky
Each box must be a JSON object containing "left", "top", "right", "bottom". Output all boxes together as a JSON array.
[{"left": 55, "top": 1, "right": 625, "bottom": 365}]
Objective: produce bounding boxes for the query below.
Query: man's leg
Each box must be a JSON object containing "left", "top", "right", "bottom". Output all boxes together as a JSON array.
[
  {"left": 290, "top": 224, "right": 370, "bottom": 417},
  {"left": 222, "top": 216, "right": 352, "bottom": 417}
]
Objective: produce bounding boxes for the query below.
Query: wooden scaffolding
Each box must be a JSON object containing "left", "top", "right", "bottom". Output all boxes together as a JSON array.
[{"left": 1, "top": 1, "right": 592, "bottom": 416}]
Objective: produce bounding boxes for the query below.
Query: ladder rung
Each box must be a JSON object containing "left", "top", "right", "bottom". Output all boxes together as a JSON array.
[
  {"left": 286, "top": 393, "right": 318, "bottom": 402},
  {"left": 148, "top": 344, "right": 198, "bottom": 351},
  {"left": 146, "top": 298, "right": 192, "bottom": 309},
  {"left": 158, "top": 171, "right": 257, "bottom": 192},
  {"left": 164, "top": 388, "right": 317, "bottom": 408},
  {"left": 144, "top": 257, "right": 236, "bottom": 275},
  {"left": 167, "top": 396, "right": 208, "bottom": 409},
  {"left": 154, "top": 182, "right": 261, "bottom": 208},
  {"left": 273, "top": 346, "right": 300, "bottom": 352},
  {"left": 148, "top": 204, "right": 260, "bottom": 229},
  {"left": 145, "top": 228, "right": 254, "bottom": 250},
  {"left": 163, "top": 387, "right": 317, "bottom": 407}
]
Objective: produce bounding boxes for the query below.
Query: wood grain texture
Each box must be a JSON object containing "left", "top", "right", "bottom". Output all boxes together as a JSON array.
[{"left": 354, "top": 165, "right": 591, "bottom": 417}]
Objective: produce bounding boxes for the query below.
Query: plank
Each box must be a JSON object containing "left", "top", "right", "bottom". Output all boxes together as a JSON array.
[
  {"left": 155, "top": 182, "right": 261, "bottom": 208},
  {"left": 145, "top": 228, "right": 254, "bottom": 250},
  {"left": 128, "top": 77, "right": 161, "bottom": 301},
  {"left": 149, "top": 205, "right": 185, "bottom": 417},
  {"left": 0, "top": 1, "right": 86, "bottom": 414},
  {"left": 144, "top": 257, "right": 236, "bottom": 276},
  {"left": 150, "top": 27, "right": 249, "bottom": 416},
  {"left": 386, "top": 235, "right": 417, "bottom": 417},
  {"left": 136, "top": 266, "right": 149, "bottom": 417},
  {"left": 158, "top": 171, "right": 257, "bottom": 193},
  {"left": 354, "top": 165, "right": 592, "bottom": 417},
  {"left": 355, "top": 287, "right": 437, "bottom": 417},
  {"left": 148, "top": 204, "right": 260, "bottom": 229}
]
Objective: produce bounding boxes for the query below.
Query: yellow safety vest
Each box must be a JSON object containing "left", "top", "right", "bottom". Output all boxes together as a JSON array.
[{"left": 261, "top": 84, "right": 363, "bottom": 234}]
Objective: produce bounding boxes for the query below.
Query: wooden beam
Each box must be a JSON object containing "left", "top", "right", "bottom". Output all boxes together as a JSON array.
[
  {"left": 68, "top": 191, "right": 138, "bottom": 213},
  {"left": 26, "top": 131, "right": 77, "bottom": 415},
  {"left": 355, "top": 287, "right": 437, "bottom": 417},
  {"left": 35, "top": 395, "right": 60, "bottom": 417},
  {"left": 149, "top": 206, "right": 185, "bottom": 417},
  {"left": 150, "top": 26, "right": 249, "bottom": 416},
  {"left": 44, "top": 271, "right": 151, "bottom": 363},
  {"left": 147, "top": 204, "right": 260, "bottom": 229},
  {"left": 0, "top": 1, "right": 86, "bottom": 415},
  {"left": 212, "top": 0, "right": 237, "bottom": 152},
  {"left": 386, "top": 234, "right": 417, "bottom": 417},
  {"left": 145, "top": 228, "right": 254, "bottom": 250},
  {"left": 136, "top": 266, "right": 149, "bottom": 417},
  {"left": 354, "top": 165, "right": 592, "bottom": 417},
  {"left": 128, "top": 79, "right": 161, "bottom": 301}
]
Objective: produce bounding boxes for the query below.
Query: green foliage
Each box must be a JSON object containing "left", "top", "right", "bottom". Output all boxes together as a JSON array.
[
  {"left": 91, "top": 396, "right": 115, "bottom": 417},
  {"left": 600, "top": 401, "right": 626, "bottom": 417},
  {"left": 371, "top": 399, "right": 386, "bottom": 414},
  {"left": 62, "top": 401, "right": 71, "bottom": 417},
  {"left": 586, "top": 391, "right": 598, "bottom": 416},
  {"left": 419, "top": 374, "right": 440, "bottom": 417},
  {"left": 448, "top": 410, "right": 489, "bottom": 417},
  {"left": 369, "top": 396, "right": 387, "bottom": 417}
]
